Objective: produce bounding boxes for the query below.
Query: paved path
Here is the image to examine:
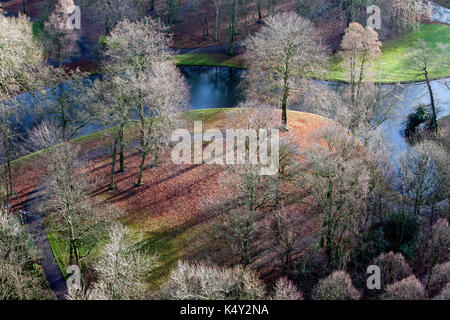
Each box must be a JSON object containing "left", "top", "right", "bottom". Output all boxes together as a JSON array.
[
  {"left": 429, "top": 1, "right": 450, "bottom": 25},
  {"left": 25, "top": 185, "right": 68, "bottom": 300},
  {"left": 21, "top": 142, "right": 140, "bottom": 300}
]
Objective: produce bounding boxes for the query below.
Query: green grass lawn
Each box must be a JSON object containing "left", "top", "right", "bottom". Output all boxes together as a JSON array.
[
  {"left": 177, "top": 24, "right": 450, "bottom": 84},
  {"left": 355, "top": 24, "right": 449, "bottom": 83},
  {"left": 176, "top": 53, "right": 245, "bottom": 69}
]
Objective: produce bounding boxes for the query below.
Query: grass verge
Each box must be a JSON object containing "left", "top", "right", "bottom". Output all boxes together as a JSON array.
[{"left": 176, "top": 53, "right": 245, "bottom": 69}]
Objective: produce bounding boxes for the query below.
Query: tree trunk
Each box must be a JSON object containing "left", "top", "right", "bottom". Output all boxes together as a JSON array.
[
  {"left": 119, "top": 128, "right": 125, "bottom": 172},
  {"left": 215, "top": 8, "right": 220, "bottom": 41},
  {"left": 424, "top": 70, "right": 438, "bottom": 134},
  {"left": 281, "top": 59, "right": 290, "bottom": 129},
  {"left": 109, "top": 137, "right": 119, "bottom": 190},
  {"left": 241, "top": 238, "right": 249, "bottom": 266},
  {"left": 136, "top": 151, "right": 148, "bottom": 186},
  {"left": 257, "top": 0, "right": 262, "bottom": 21}
]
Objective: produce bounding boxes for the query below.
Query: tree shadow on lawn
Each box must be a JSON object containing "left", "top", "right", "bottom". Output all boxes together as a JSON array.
[
  {"left": 100, "top": 164, "right": 206, "bottom": 205},
  {"left": 136, "top": 212, "right": 218, "bottom": 289}
]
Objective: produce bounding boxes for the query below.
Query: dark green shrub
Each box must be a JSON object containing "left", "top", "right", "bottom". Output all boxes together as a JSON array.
[
  {"left": 382, "top": 211, "right": 422, "bottom": 259},
  {"left": 402, "top": 105, "right": 430, "bottom": 141}
]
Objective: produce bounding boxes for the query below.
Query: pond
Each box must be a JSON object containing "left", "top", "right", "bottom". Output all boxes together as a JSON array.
[
  {"left": 179, "top": 66, "right": 244, "bottom": 109},
  {"left": 14, "top": 66, "right": 449, "bottom": 160}
]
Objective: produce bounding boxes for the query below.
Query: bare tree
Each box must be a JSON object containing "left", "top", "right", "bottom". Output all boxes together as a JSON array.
[
  {"left": 88, "top": 0, "right": 138, "bottom": 34},
  {"left": 134, "top": 62, "right": 189, "bottom": 186},
  {"left": 68, "top": 224, "right": 157, "bottom": 300},
  {"left": 0, "top": 14, "right": 45, "bottom": 198},
  {"left": 243, "top": 12, "right": 326, "bottom": 129},
  {"left": 271, "top": 277, "right": 304, "bottom": 300},
  {"left": 211, "top": 0, "right": 223, "bottom": 41},
  {"left": 398, "top": 140, "right": 448, "bottom": 216},
  {"left": 212, "top": 163, "right": 277, "bottom": 266},
  {"left": 43, "top": 143, "right": 109, "bottom": 267},
  {"left": 404, "top": 40, "right": 444, "bottom": 134},
  {"left": 424, "top": 218, "right": 450, "bottom": 289},
  {"left": 263, "top": 206, "right": 313, "bottom": 273},
  {"left": 377, "top": 0, "right": 432, "bottom": 38},
  {"left": 0, "top": 206, "right": 54, "bottom": 300},
  {"left": 88, "top": 74, "right": 134, "bottom": 190},
  {"left": 339, "top": 23, "right": 382, "bottom": 121},
  {"left": 103, "top": 17, "right": 172, "bottom": 73},
  {"left": 312, "top": 270, "right": 360, "bottom": 300},
  {"left": 298, "top": 125, "right": 370, "bottom": 269},
  {"left": 102, "top": 17, "right": 174, "bottom": 174},
  {"left": 21, "top": 120, "right": 62, "bottom": 154},
  {"left": 38, "top": 68, "right": 95, "bottom": 142},
  {"left": 382, "top": 275, "right": 426, "bottom": 300},
  {"left": 44, "top": 0, "right": 79, "bottom": 66},
  {"left": 161, "top": 261, "right": 266, "bottom": 299}
]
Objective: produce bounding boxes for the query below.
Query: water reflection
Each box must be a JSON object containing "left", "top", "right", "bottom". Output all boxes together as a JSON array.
[{"left": 179, "top": 66, "right": 244, "bottom": 109}]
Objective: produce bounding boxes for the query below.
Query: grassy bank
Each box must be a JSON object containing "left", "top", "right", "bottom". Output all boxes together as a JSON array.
[
  {"left": 326, "top": 24, "right": 450, "bottom": 83},
  {"left": 176, "top": 53, "right": 245, "bottom": 69},
  {"left": 177, "top": 24, "right": 450, "bottom": 84}
]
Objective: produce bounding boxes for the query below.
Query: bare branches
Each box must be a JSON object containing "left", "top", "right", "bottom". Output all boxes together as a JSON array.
[
  {"left": 161, "top": 261, "right": 266, "bottom": 300},
  {"left": 0, "top": 206, "right": 54, "bottom": 300},
  {"left": 103, "top": 17, "right": 173, "bottom": 73},
  {"left": 243, "top": 12, "right": 327, "bottom": 128}
]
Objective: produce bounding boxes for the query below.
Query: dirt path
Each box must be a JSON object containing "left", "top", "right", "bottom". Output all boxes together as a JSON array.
[{"left": 25, "top": 184, "right": 68, "bottom": 300}]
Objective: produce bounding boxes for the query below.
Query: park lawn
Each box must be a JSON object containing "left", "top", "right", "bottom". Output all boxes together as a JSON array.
[
  {"left": 371, "top": 24, "right": 450, "bottom": 83},
  {"left": 128, "top": 219, "right": 202, "bottom": 289},
  {"left": 313, "top": 24, "right": 450, "bottom": 83}
]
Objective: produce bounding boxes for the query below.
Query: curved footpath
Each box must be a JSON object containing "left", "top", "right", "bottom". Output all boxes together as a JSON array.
[{"left": 25, "top": 184, "right": 68, "bottom": 300}]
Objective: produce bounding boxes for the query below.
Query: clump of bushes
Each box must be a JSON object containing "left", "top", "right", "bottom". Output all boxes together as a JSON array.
[
  {"left": 271, "top": 278, "right": 303, "bottom": 300},
  {"left": 312, "top": 271, "right": 360, "bottom": 300},
  {"left": 371, "top": 251, "right": 412, "bottom": 289},
  {"left": 426, "top": 218, "right": 450, "bottom": 266},
  {"left": 434, "top": 283, "right": 450, "bottom": 300},
  {"left": 427, "top": 261, "right": 450, "bottom": 297},
  {"left": 161, "top": 261, "right": 266, "bottom": 300},
  {"left": 382, "top": 276, "right": 426, "bottom": 300}
]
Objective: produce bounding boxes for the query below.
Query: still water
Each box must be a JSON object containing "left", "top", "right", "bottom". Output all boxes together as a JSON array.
[{"left": 14, "top": 66, "right": 450, "bottom": 159}]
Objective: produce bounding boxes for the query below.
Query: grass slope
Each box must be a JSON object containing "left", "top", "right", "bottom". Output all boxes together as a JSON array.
[{"left": 24, "top": 108, "right": 328, "bottom": 287}]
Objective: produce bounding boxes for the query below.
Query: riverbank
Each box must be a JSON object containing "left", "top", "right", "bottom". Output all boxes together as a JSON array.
[{"left": 176, "top": 24, "right": 450, "bottom": 84}]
